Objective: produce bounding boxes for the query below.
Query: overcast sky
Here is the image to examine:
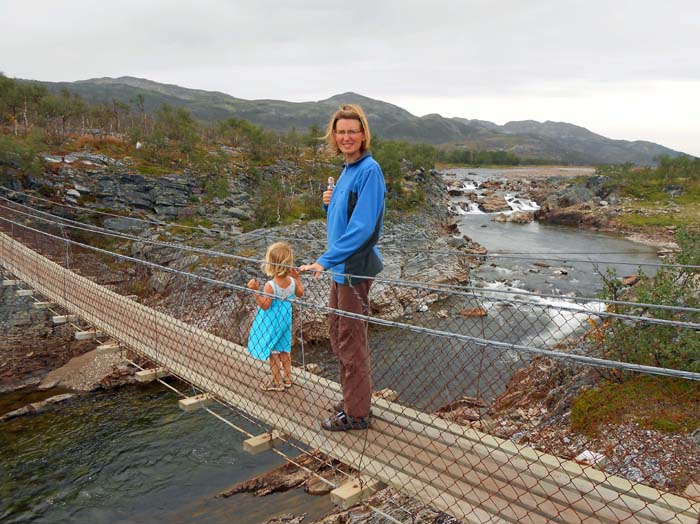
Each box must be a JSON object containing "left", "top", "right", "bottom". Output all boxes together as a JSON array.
[{"left": 2, "top": 0, "right": 699, "bottom": 156}]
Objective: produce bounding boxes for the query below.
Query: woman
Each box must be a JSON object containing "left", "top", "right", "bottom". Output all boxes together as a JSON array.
[{"left": 300, "top": 104, "right": 386, "bottom": 431}]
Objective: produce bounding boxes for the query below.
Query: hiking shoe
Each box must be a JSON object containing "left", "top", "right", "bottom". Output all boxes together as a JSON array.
[
  {"left": 283, "top": 379, "right": 293, "bottom": 389},
  {"left": 321, "top": 411, "right": 370, "bottom": 431},
  {"left": 332, "top": 400, "right": 373, "bottom": 416}
]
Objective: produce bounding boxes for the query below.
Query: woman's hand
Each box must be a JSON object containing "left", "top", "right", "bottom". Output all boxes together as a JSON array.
[
  {"left": 323, "top": 188, "right": 333, "bottom": 206},
  {"left": 299, "top": 262, "right": 324, "bottom": 280},
  {"left": 247, "top": 278, "right": 260, "bottom": 290}
]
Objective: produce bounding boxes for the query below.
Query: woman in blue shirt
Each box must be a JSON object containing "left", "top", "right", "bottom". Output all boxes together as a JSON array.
[{"left": 300, "top": 104, "right": 385, "bottom": 431}]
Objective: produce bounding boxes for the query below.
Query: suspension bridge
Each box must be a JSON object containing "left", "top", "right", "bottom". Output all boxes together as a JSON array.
[{"left": 1, "top": 196, "right": 699, "bottom": 524}]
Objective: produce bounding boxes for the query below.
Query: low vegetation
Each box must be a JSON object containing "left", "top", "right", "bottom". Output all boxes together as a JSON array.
[
  {"left": 597, "top": 156, "right": 700, "bottom": 228},
  {"left": 569, "top": 228, "right": 700, "bottom": 436}
]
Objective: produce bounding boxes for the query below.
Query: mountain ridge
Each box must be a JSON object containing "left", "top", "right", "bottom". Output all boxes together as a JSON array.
[{"left": 28, "top": 76, "right": 686, "bottom": 165}]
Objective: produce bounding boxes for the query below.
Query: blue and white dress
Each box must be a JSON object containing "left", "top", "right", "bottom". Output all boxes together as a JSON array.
[{"left": 247, "top": 279, "right": 296, "bottom": 361}]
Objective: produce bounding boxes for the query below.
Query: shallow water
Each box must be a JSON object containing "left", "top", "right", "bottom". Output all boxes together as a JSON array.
[{"left": 0, "top": 383, "right": 333, "bottom": 524}]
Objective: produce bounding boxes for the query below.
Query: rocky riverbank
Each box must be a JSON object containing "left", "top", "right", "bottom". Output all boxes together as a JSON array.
[
  {"left": 444, "top": 166, "right": 681, "bottom": 250},
  {"left": 1, "top": 154, "right": 480, "bottom": 410}
]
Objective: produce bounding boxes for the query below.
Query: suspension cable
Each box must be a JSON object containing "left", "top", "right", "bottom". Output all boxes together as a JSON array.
[{"left": 2, "top": 214, "right": 699, "bottom": 382}]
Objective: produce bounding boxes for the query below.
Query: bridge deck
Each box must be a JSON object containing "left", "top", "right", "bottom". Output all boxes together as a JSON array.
[{"left": 1, "top": 231, "right": 698, "bottom": 524}]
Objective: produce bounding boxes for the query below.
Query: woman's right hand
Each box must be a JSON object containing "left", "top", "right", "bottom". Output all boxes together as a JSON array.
[{"left": 323, "top": 188, "right": 333, "bottom": 206}]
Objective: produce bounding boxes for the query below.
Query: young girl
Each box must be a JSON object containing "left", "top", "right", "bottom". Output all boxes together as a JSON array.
[{"left": 247, "top": 242, "right": 304, "bottom": 391}]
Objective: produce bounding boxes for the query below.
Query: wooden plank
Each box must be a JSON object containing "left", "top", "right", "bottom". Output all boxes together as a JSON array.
[
  {"left": 178, "top": 393, "right": 214, "bottom": 412},
  {"left": 2, "top": 279, "right": 20, "bottom": 286},
  {"left": 16, "top": 289, "right": 33, "bottom": 296},
  {"left": 75, "top": 330, "right": 102, "bottom": 340},
  {"left": 243, "top": 430, "right": 285, "bottom": 454},
  {"left": 331, "top": 476, "right": 384, "bottom": 509},
  {"left": 135, "top": 367, "right": 169, "bottom": 383},
  {"left": 96, "top": 343, "right": 122, "bottom": 354},
  {"left": 52, "top": 314, "right": 78, "bottom": 324},
  {"left": 33, "top": 301, "right": 54, "bottom": 309}
]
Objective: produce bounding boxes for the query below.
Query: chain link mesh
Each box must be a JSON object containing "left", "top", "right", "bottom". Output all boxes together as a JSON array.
[{"left": 1, "top": 201, "right": 699, "bottom": 524}]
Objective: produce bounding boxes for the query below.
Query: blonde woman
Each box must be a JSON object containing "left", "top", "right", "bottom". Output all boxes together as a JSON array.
[
  {"left": 248, "top": 242, "right": 304, "bottom": 391},
  {"left": 300, "top": 104, "right": 386, "bottom": 431}
]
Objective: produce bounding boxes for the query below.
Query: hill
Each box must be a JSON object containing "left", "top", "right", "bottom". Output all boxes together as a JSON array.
[{"left": 34, "top": 76, "right": 685, "bottom": 165}]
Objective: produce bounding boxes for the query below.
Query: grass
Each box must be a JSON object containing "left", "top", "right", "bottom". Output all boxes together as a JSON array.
[{"left": 571, "top": 376, "right": 700, "bottom": 437}]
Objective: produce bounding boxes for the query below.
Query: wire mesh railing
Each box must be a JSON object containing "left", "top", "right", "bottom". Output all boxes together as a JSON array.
[{"left": 1, "top": 201, "right": 699, "bottom": 524}]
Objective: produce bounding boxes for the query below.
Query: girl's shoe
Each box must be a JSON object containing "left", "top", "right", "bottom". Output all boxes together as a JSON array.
[
  {"left": 283, "top": 378, "right": 293, "bottom": 389},
  {"left": 260, "top": 380, "right": 284, "bottom": 392}
]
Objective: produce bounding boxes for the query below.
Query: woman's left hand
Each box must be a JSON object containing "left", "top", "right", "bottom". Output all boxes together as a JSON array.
[{"left": 299, "top": 262, "right": 324, "bottom": 280}]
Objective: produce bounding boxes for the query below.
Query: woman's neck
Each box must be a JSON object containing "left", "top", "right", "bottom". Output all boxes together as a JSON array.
[{"left": 344, "top": 151, "right": 362, "bottom": 164}]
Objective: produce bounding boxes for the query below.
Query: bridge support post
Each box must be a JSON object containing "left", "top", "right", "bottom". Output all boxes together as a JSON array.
[
  {"left": 135, "top": 367, "right": 169, "bottom": 383},
  {"left": 96, "top": 343, "right": 122, "bottom": 355},
  {"left": 243, "top": 430, "right": 284, "bottom": 455},
  {"left": 2, "top": 279, "right": 20, "bottom": 286},
  {"left": 178, "top": 393, "right": 214, "bottom": 412},
  {"left": 16, "top": 289, "right": 33, "bottom": 297},
  {"left": 53, "top": 315, "right": 78, "bottom": 324},
  {"left": 34, "top": 301, "right": 54, "bottom": 309},
  {"left": 331, "top": 477, "right": 384, "bottom": 510},
  {"left": 75, "top": 329, "right": 102, "bottom": 340}
]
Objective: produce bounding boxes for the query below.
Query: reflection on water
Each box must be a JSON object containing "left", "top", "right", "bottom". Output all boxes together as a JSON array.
[{"left": 0, "top": 383, "right": 330, "bottom": 524}]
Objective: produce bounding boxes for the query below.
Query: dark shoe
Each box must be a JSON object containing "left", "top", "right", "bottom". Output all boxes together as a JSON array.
[
  {"left": 321, "top": 411, "right": 370, "bottom": 431},
  {"left": 332, "top": 400, "right": 373, "bottom": 415}
]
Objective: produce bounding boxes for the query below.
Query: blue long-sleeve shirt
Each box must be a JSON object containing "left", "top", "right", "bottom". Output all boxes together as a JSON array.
[{"left": 317, "top": 152, "right": 385, "bottom": 284}]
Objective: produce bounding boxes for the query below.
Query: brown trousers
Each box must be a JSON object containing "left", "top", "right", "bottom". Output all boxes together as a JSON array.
[{"left": 328, "top": 279, "right": 372, "bottom": 418}]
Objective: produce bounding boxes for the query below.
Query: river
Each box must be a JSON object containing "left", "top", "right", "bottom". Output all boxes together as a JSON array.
[{"left": 0, "top": 167, "right": 664, "bottom": 523}]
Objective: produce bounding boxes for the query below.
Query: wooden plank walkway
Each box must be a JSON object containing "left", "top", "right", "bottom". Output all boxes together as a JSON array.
[{"left": 1, "top": 231, "right": 698, "bottom": 524}]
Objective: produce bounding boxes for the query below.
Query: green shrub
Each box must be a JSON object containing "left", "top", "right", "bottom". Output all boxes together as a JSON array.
[{"left": 596, "top": 229, "right": 700, "bottom": 374}]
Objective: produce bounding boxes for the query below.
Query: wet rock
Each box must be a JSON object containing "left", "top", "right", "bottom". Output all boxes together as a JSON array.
[
  {"left": 306, "top": 477, "right": 332, "bottom": 496},
  {"left": 479, "top": 195, "right": 510, "bottom": 213},
  {"left": 457, "top": 307, "right": 487, "bottom": 318},
  {"left": 0, "top": 393, "right": 75, "bottom": 421},
  {"left": 622, "top": 275, "right": 640, "bottom": 286},
  {"left": 509, "top": 211, "right": 534, "bottom": 224}
]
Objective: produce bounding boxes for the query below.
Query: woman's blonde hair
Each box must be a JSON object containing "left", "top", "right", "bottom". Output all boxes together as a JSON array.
[
  {"left": 324, "top": 104, "right": 371, "bottom": 156},
  {"left": 261, "top": 241, "right": 294, "bottom": 278}
]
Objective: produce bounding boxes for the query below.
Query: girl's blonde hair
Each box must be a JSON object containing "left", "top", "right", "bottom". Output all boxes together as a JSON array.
[
  {"left": 324, "top": 104, "right": 371, "bottom": 156},
  {"left": 261, "top": 241, "right": 294, "bottom": 278}
]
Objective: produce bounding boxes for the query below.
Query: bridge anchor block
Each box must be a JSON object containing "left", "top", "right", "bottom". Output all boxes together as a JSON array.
[
  {"left": 96, "top": 343, "right": 122, "bottom": 355},
  {"left": 75, "top": 330, "right": 102, "bottom": 340},
  {"left": 53, "top": 315, "right": 78, "bottom": 324},
  {"left": 243, "top": 430, "right": 285, "bottom": 455},
  {"left": 178, "top": 393, "right": 214, "bottom": 412},
  {"left": 331, "top": 477, "right": 385, "bottom": 509},
  {"left": 34, "top": 301, "right": 54, "bottom": 309},
  {"left": 135, "top": 367, "right": 169, "bottom": 383}
]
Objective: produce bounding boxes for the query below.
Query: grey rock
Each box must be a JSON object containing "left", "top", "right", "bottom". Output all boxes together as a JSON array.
[{"left": 103, "top": 217, "right": 144, "bottom": 233}]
